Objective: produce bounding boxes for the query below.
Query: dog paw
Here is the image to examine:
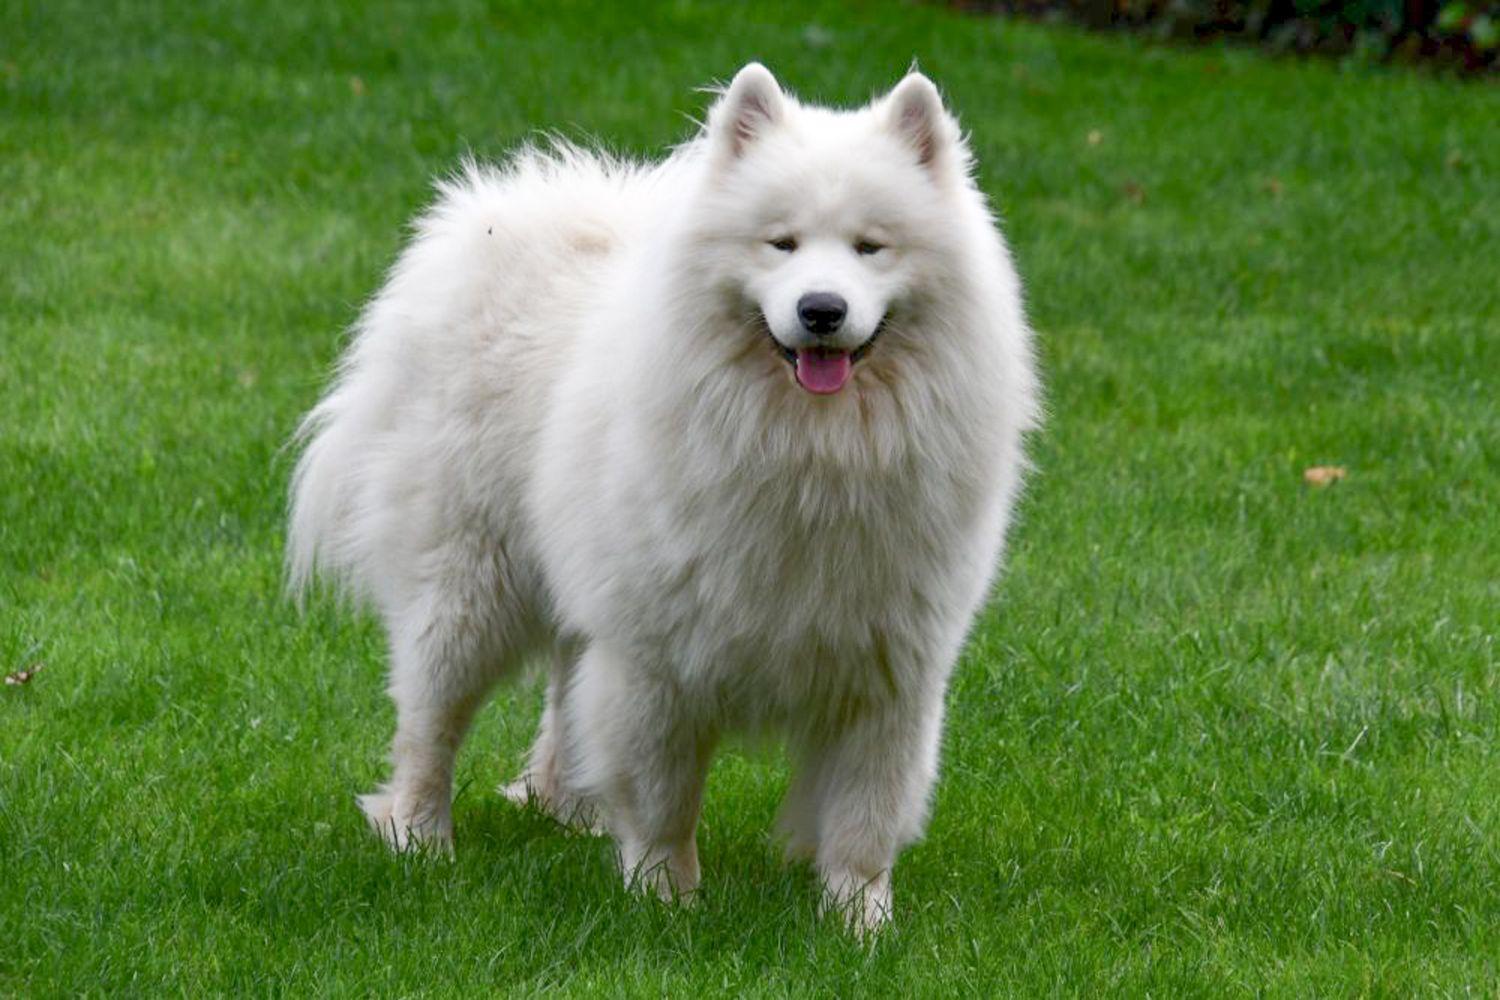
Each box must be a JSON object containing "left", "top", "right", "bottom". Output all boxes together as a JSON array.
[
  {"left": 820, "top": 868, "right": 892, "bottom": 939},
  {"left": 358, "top": 788, "right": 453, "bottom": 855},
  {"left": 836, "top": 891, "right": 891, "bottom": 939},
  {"left": 498, "top": 777, "right": 534, "bottom": 808},
  {"left": 498, "top": 774, "right": 606, "bottom": 835},
  {"left": 619, "top": 841, "right": 700, "bottom": 904}
]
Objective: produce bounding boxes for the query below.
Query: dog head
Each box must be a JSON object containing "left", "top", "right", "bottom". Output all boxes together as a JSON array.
[{"left": 684, "top": 63, "right": 973, "bottom": 397}]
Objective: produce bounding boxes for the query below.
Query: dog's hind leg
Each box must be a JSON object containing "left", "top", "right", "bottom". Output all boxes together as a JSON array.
[
  {"left": 359, "top": 543, "right": 529, "bottom": 852},
  {"left": 500, "top": 638, "right": 603, "bottom": 832},
  {"left": 774, "top": 742, "right": 831, "bottom": 863}
]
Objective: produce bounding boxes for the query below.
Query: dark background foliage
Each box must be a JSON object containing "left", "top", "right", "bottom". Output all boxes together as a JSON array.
[{"left": 956, "top": 0, "right": 1499, "bottom": 72}]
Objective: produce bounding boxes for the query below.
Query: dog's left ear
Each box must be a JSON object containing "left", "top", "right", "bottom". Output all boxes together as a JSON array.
[{"left": 884, "top": 72, "right": 960, "bottom": 172}]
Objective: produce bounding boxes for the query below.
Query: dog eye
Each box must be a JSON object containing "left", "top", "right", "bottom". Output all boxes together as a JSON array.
[
  {"left": 768, "top": 236, "right": 798, "bottom": 253},
  {"left": 854, "top": 240, "right": 885, "bottom": 256}
]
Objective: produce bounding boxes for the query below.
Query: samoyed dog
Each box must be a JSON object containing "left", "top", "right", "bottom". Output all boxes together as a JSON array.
[{"left": 289, "top": 63, "right": 1038, "bottom": 932}]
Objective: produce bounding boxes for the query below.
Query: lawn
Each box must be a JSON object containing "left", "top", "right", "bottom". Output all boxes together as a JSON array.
[{"left": 3, "top": 0, "right": 1498, "bottom": 994}]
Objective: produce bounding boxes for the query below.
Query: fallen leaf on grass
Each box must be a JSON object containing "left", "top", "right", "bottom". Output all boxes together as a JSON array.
[
  {"left": 1303, "top": 466, "right": 1347, "bottom": 487},
  {"left": 5, "top": 662, "right": 43, "bottom": 686},
  {"left": 1122, "top": 180, "right": 1146, "bottom": 205},
  {"left": 350, "top": 75, "right": 367, "bottom": 97}
]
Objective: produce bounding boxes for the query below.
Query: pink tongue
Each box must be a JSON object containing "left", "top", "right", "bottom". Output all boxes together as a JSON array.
[{"left": 794, "top": 350, "right": 852, "bottom": 394}]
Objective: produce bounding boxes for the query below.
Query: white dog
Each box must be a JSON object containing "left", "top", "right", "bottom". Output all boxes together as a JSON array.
[{"left": 288, "top": 63, "right": 1038, "bottom": 932}]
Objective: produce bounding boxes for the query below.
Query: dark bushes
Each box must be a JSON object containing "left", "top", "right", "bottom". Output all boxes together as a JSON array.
[{"left": 956, "top": 0, "right": 1498, "bottom": 73}]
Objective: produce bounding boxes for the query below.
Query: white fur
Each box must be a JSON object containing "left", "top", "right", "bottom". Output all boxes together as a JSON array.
[{"left": 288, "top": 64, "right": 1039, "bottom": 933}]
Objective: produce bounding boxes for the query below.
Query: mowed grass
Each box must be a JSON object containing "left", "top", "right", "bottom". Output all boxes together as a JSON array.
[{"left": 3, "top": 0, "right": 1498, "bottom": 993}]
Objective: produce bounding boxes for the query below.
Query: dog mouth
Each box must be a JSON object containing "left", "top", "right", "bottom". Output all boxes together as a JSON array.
[{"left": 762, "top": 317, "right": 886, "bottom": 396}]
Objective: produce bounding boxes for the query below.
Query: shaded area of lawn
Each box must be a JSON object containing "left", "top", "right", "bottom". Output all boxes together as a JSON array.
[{"left": 2, "top": 1, "right": 1498, "bottom": 993}]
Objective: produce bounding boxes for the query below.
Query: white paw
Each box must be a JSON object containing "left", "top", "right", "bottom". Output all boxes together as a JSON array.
[
  {"left": 498, "top": 774, "right": 606, "bottom": 835},
  {"left": 618, "top": 840, "right": 700, "bottom": 904},
  {"left": 498, "top": 777, "right": 533, "bottom": 808},
  {"left": 820, "top": 868, "right": 892, "bottom": 939},
  {"left": 358, "top": 787, "right": 453, "bottom": 855}
]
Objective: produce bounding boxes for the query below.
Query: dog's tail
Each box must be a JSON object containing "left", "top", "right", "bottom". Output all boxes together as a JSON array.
[
  {"left": 286, "top": 388, "right": 354, "bottom": 602},
  {"left": 285, "top": 323, "right": 396, "bottom": 604}
]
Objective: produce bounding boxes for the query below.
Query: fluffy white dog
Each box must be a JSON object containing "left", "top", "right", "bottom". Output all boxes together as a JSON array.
[{"left": 289, "top": 63, "right": 1038, "bottom": 932}]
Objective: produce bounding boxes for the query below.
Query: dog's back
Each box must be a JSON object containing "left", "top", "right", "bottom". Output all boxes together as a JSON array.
[{"left": 287, "top": 147, "right": 651, "bottom": 615}]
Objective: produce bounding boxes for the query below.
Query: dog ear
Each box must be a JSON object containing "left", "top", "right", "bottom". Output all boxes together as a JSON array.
[
  {"left": 884, "top": 72, "right": 959, "bottom": 171},
  {"left": 710, "top": 63, "right": 785, "bottom": 160}
]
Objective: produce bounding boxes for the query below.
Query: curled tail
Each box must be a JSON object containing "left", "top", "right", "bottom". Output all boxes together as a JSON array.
[
  {"left": 286, "top": 381, "right": 367, "bottom": 602},
  {"left": 285, "top": 302, "right": 406, "bottom": 604}
]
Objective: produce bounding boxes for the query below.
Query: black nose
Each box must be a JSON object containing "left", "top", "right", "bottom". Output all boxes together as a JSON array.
[{"left": 797, "top": 292, "right": 847, "bottom": 336}]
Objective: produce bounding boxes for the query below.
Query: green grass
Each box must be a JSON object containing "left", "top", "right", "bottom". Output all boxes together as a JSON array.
[{"left": 3, "top": 1, "right": 1498, "bottom": 994}]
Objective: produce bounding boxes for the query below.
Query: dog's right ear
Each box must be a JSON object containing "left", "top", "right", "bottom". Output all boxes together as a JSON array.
[{"left": 708, "top": 63, "right": 785, "bottom": 162}]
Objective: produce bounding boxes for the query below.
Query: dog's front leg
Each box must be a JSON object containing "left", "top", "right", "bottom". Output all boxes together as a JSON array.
[
  {"left": 810, "top": 685, "right": 946, "bottom": 936},
  {"left": 565, "top": 642, "right": 715, "bottom": 901}
]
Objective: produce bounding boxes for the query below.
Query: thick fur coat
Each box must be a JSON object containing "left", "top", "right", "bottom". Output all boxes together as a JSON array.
[{"left": 289, "top": 64, "right": 1039, "bottom": 932}]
